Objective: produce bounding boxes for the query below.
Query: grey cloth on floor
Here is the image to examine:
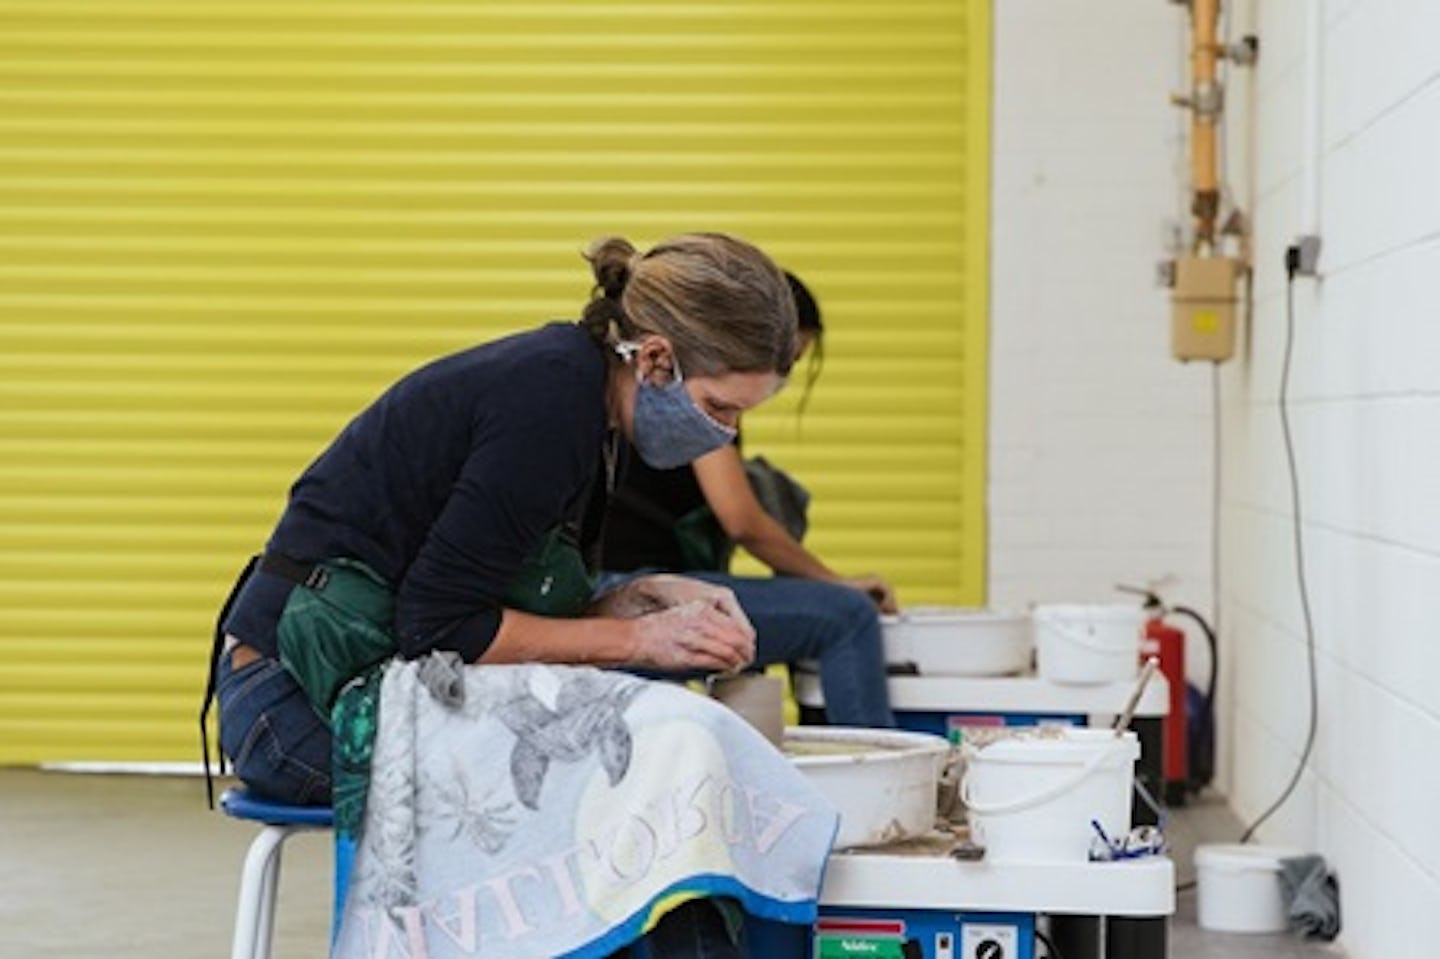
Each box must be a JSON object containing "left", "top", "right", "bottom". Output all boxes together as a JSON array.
[{"left": 1278, "top": 854, "right": 1341, "bottom": 941}]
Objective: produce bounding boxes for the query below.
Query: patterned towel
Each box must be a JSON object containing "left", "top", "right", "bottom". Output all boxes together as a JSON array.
[{"left": 330, "top": 655, "right": 838, "bottom": 958}]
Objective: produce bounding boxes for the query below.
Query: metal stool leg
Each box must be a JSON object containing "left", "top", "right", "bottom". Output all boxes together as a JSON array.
[
  {"left": 232, "top": 825, "right": 290, "bottom": 959},
  {"left": 256, "top": 826, "right": 287, "bottom": 957}
]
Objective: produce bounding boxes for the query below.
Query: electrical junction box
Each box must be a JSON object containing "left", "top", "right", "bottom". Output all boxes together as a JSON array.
[{"left": 1171, "top": 256, "right": 1240, "bottom": 362}]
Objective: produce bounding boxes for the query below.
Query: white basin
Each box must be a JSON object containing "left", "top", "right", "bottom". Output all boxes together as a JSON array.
[
  {"left": 883, "top": 607, "right": 1033, "bottom": 677},
  {"left": 785, "top": 726, "right": 950, "bottom": 850}
]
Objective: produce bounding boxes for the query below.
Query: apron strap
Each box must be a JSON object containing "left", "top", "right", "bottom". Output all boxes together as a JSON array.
[{"left": 200, "top": 554, "right": 257, "bottom": 808}]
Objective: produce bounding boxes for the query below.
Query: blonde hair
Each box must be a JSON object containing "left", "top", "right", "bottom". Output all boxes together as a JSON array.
[{"left": 581, "top": 233, "right": 797, "bottom": 377}]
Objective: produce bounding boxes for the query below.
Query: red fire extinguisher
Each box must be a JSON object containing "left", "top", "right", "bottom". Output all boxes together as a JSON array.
[
  {"left": 1121, "top": 585, "right": 1219, "bottom": 806},
  {"left": 1141, "top": 606, "right": 1189, "bottom": 806}
]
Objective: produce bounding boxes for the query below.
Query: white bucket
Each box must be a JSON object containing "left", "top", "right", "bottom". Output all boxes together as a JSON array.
[
  {"left": 1034, "top": 604, "right": 1143, "bottom": 685},
  {"left": 961, "top": 727, "right": 1139, "bottom": 862},
  {"left": 1195, "top": 843, "right": 1302, "bottom": 933},
  {"left": 786, "top": 727, "right": 951, "bottom": 850},
  {"left": 881, "top": 607, "right": 1033, "bottom": 677}
]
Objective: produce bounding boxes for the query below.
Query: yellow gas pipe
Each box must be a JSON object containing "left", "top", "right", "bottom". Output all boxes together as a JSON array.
[
  {"left": 1169, "top": 0, "right": 1242, "bottom": 362},
  {"left": 1186, "top": 0, "right": 1221, "bottom": 250}
]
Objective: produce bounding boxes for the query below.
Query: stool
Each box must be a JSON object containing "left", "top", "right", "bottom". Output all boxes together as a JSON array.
[{"left": 220, "top": 788, "right": 334, "bottom": 959}]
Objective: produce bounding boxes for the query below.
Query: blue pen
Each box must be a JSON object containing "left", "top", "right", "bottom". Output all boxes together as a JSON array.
[{"left": 1091, "top": 819, "right": 1116, "bottom": 859}]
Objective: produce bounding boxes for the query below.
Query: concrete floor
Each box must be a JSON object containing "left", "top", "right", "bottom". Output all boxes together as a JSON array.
[{"left": 0, "top": 767, "right": 1345, "bottom": 958}]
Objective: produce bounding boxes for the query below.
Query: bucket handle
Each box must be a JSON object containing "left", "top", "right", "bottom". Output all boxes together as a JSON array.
[
  {"left": 1037, "top": 617, "right": 1137, "bottom": 656},
  {"left": 960, "top": 747, "right": 1114, "bottom": 817}
]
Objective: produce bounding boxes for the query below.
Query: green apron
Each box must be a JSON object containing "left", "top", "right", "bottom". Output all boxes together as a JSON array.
[
  {"left": 275, "top": 558, "right": 397, "bottom": 715},
  {"left": 276, "top": 525, "right": 594, "bottom": 716}
]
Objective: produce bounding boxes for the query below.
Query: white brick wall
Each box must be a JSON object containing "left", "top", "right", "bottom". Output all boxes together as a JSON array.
[
  {"left": 989, "top": 0, "right": 1217, "bottom": 629},
  {"left": 1219, "top": 0, "right": 1440, "bottom": 954},
  {"left": 992, "top": 1, "right": 1440, "bottom": 951}
]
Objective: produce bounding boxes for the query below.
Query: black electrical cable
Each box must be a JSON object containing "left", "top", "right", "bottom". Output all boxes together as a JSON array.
[
  {"left": 1238, "top": 250, "right": 1320, "bottom": 844},
  {"left": 1211, "top": 360, "right": 1223, "bottom": 647},
  {"left": 1035, "top": 928, "right": 1065, "bottom": 959}
]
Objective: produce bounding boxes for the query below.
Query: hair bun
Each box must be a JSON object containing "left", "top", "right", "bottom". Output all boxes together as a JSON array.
[{"left": 585, "top": 236, "right": 638, "bottom": 300}]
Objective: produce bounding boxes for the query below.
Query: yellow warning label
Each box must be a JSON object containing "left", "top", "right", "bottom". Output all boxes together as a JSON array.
[{"left": 1192, "top": 311, "right": 1221, "bottom": 334}]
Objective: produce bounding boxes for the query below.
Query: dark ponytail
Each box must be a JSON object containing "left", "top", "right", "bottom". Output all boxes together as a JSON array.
[
  {"left": 785, "top": 271, "right": 825, "bottom": 416},
  {"left": 579, "top": 236, "right": 640, "bottom": 346}
]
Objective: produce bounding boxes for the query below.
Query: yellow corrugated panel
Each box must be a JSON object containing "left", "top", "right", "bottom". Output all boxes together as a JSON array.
[{"left": 0, "top": 0, "right": 989, "bottom": 761}]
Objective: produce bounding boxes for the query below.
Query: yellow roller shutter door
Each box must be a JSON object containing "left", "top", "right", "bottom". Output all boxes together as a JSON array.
[{"left": 0, "top": 1, "right": 989, "bottom": 761}]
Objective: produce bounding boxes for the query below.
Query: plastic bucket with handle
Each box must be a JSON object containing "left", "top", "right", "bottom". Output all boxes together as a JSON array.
[
  {"left": 961, "top": 727, "right": 1139, "bottom": 862},
  {"left": 1034, "top": 604, "right": 1143, "bottom": 685},
  {"left": 1196, "top": 843, "right": 1303, "bottom": 932}
]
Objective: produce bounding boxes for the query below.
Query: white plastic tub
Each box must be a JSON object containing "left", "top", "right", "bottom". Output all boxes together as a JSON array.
[
  {"left": 882, "top": 607, "right": 1033, "bottom": 677},
  {"left": 1196, "top": 843, "right": 1302, "bottom": 933},
  {"left": 785, "top": 727, "right": 950, "bottom": 850},
  {"left": 961, "top": 727, "right": 1139, "bottom": 862},
  {"left": 1034, "top": 604, "right": 1143, "bottom": 685}
]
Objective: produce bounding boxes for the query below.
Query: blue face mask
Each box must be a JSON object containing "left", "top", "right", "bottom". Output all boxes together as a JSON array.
[{"left": 620, "top": 343, "right": 738, "bottom": 470}]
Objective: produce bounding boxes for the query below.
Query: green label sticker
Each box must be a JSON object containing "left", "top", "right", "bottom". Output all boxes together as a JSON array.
[{"left": 815, "top": 935, "right": 909, "bottom": 959}]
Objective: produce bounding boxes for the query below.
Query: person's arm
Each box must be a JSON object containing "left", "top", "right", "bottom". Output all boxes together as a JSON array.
[
  {"left": 691, "top": 444, "right": 900, "bottom": 613},
  {"left": 692, "top": 444, "right": 835, "bottom": 579},
  {"left": 392, "top": 349, "right": 604, "bottom": 661},
  {"left": 481, "top": 604, "right": 754, "bottom": 673}
]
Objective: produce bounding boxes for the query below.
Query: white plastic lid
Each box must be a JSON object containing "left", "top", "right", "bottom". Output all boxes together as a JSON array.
[{"left": 1195, "top": 843, "right": 1305, "bottom": 873}]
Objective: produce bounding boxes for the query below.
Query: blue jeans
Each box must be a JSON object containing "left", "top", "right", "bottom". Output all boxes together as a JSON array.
[
  {"left": 599, "top": 571, "right": 895, "bottom": 728},
  {"left": 216, "top": 651, "right": 333, "bottom": 805}
]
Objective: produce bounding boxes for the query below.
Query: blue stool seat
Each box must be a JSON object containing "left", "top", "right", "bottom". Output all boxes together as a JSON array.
[
  {"left": 221, "top": 788, "right": 334, "bottom": 827},
  {"left": 219, "top": 787, "right": 335, "bottom": 959}
]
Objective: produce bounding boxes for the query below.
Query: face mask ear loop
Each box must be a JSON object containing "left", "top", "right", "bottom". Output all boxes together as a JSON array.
[{"left": 618, "top": 339, "right": 682, "bottom": 387}]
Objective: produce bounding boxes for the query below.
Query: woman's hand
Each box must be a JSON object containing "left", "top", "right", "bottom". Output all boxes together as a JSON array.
[
  {"left": 592, "top": 574, "right": 757, "bottom": 672},
  {"left": 628, "top": 601, "right": 756, "bottom": 672},
  {"left": 840, "top": 574, "right": 900, "bottom": 615},
  {"left": 593, "top": 574, "right": 755, "bottom": 634}
]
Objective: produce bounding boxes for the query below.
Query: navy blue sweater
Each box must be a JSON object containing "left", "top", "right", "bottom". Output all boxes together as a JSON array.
[{"left": 223, "top": 323, "right": 610, "bottom": 662}]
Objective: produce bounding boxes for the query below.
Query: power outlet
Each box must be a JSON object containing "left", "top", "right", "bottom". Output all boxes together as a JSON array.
[{"left": 1291, "top": 234, "right": 1322, "bottom": 276}]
